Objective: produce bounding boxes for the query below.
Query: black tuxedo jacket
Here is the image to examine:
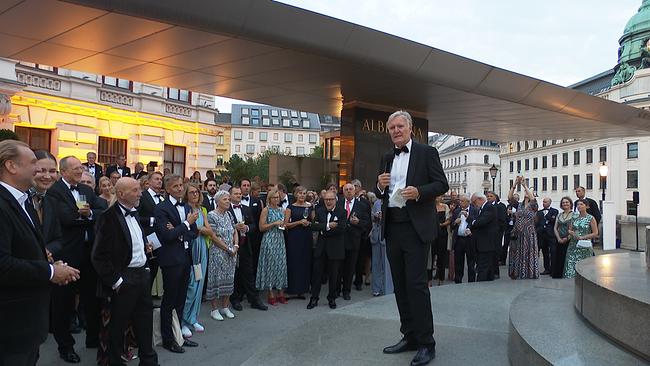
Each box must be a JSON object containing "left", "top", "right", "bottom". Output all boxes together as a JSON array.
[
  {"left": 202, "top": 193, "right": 216, "bottom": 212},
  {"left": 469, "top": 202, "right": 498, "bottom": 252},
  {"left": 48, "top": 179, "right": 103, "bottom": 266},
  {"left": 154, "top": 199, "right": 198, "bottom": 267},
  {"left": 0, "top": 184, "right": 51, "bottom": 352},
  {"left": 38, "top": 194, "right": 64, "bottom": 257},
  {"left": 574, "top": 198, "right": 601, "bottom": 224},
  {"left": 82, "top": 162, "right": 104, "bottom": 185},
  {"left": 450, "top": 205, "right": 478, "bottom": 245},
  {"left": 311, "top": 205, "right": 346, "bottom": 260},
  {"left": 137, "top": 189, "right": 161, "bottom": 236},
  {"left": 338, "top": 197, "right": 371, "bottom": 250},
  {"left": 92, "top": 204, "right": 148, "bottom": 298},
  {"left": 495, "top": 202, "right": 507, "bottom": 232},
  {"left": 535, "top": 207, "right": 558, "bottom": 239},
  {"left": 242, "top": 195, "right": 263, "bottom": 243},
  {"left": 132, "top": 170, "right": 147, "bottom": 180},
  {"left": 374, "top": 141, "right": 449, "bottom": 243},
  {"left": 105, "top": 164, "right": 131, "bottom": 178},
  {"left": 228, "top": 204, "right": 256, "bottom": 256}
]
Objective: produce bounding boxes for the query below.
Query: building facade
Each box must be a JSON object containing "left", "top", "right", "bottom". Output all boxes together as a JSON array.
[
  {"left": 0, "top": 59, "right": 230, "bottom": 177},
  {"left": 229, "top": 104, "right": 321, "bottom": 158},
  {"left": 439, "top": 138, "right": 501, "bottom": 195}
]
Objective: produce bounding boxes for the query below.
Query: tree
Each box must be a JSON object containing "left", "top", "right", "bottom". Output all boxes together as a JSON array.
[
  {"left": 223, "top": 150, "right": 282, "bottom": 184},
  {"left": 309, "top": 145, "right": 324, "bottom": 158}
]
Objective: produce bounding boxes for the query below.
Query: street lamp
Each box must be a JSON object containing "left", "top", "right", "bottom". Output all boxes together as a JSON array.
[
  {"left": 489, "top": 164, "right": 498, "bottom": 192},
  {"left": 599, "top": 162, "right": 608, "bottom": 212}
]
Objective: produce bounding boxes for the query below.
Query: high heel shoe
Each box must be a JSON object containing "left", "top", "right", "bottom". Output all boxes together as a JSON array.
[
  {"left": 278, "top": 294, "right": 288, "bottom": 304},
  {"left": 267, "top": 294, "right": 277, "bottom": 306}
]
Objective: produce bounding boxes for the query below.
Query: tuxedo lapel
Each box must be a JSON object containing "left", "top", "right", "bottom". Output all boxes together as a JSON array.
[
  {"left": 114, "top": 205, "right": 133, "bottom": 251},
  {"left": 406, "top": 142, "right": 417, "bottom": 186},
  {"left": 56, "top": 180, "right": 77, "bottom": 208}
]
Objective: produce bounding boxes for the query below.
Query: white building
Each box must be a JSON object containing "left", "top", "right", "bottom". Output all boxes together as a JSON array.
[{"left": 439, "top": 138, "right": 501, "bottom": 195}]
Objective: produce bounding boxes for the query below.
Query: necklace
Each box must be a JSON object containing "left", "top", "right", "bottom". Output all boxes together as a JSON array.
[{"left": 560, "top": 211, "right": 572, "bottom": 221}]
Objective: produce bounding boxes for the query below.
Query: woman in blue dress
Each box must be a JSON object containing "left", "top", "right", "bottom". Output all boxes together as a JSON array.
[
  {"left": 256, "top": 188, "right": 288, "bottom": 305},
  {"left": 284, "top": 186, "right": 313, "bottom": 298},
  {"left": 563, "top": 199, "right": 598, "bottom": 278}
]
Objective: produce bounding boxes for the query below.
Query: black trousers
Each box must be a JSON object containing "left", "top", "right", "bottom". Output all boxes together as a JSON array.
[
  {"left": 454, "top": 236, "right": 476, "bottom": 283},
  {"left": 160, "top": 257, "right": 190, "bottom": 345},
  {"left": 311, "top": 253, "right": 341, "bottom": 301},
  {"left": 341, "top": 246, "right": 359, "bottom": 296},
  {"left": 354, "top": 237, "right": 371, "bottom": 286},
  {"left": 551, "top": 241, "right": 569, "bottom": 278},
  {"left": 147, "top": 252, "right": 160, "bottom": 293},
  {"left": 0, "top": 344, "right": 38, "bottom": 366},
  {"left": 476, "top": 251, "right": 495, "bottom": 282},
  {"left": 501, "top": 227, "right": 514, "bottom": 263},
  {"left": 433, "top": 234, "right": 448, "bottom": 281},
  {"left": 538, "top": 234, "right": 555, "bottom": 272},
  {"left": 386, "top": 220, "right": 435, "bottom": 346},
  {"left": 109, "top": 267, "right": 157, "bottom": 366},
  {"left": 231, "top": 238, "right": 259, "bottom": 304}
]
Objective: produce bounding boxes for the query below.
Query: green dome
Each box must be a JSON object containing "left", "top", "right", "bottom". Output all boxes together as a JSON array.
[
  {"left": 623, "top": 0, "right": 650, "bottom": 35},
  {"left": 612, "top": 0, "right": 650, "bottom": 85}
]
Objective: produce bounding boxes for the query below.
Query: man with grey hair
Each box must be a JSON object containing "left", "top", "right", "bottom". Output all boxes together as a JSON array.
[
  {"left": 450, "top": 193, "right": 477, "bottom": 283},
  {"left": 469, "top": 192, "right": 498, "bottom": 282},
  {"left": 80, "top": 171, "right": 96, "bottom": 191}
]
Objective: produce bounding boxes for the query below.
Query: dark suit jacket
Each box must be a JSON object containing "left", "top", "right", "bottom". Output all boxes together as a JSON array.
[
  {"left": 374, "top": 141, "right": 449, "bottom": 243},
  {"left": 535, "top": 207, "right": 558, "bottom": 240},
  {"left": 495, "top": 202, "right": 507, "bottom": 232},
  {"left": 82, "top": 162, "right": 104, "bottom": 185},
  {"left": 242, "top": 195, "right": 263, "bottom": 244},
  {"left": 202, "top": 193, "right": 216, "bottom": 212},
  {"left": 105, "top": 164, "right": 131, "bottom": 178},
  {"left": 47, "top": 179, "right": 103, "bottom": 266},
  {"left": 137, "top": 189, "right": 161, "bottom": 236},
  {"left": 469, "top": 202, "right": 498, "bottom": 253},
  {"left": 0, "top": 184, "right": 51, "bottom": 352},
  {"left": 338, "top": 197, "right": 371, "bottom": 250},
  {"left": 154, "top": 199, "right": 198, "bottom": 267},
  {"left": 92, "top": 204, "right": 148, "bottom": 298},
  {"left": 39, "top": 194, "right": 63, "bottom": 257},
  {"left": 450, "top": 205, "right": 478, "bottom": 247},
  {"left": 228, "top": 204, "right": 256, "bottom": 256},
  {"left": 132, "top": 170, "right": 147, "bottom": 180},
  {"left": 311, "top": 205, "right": 346, "bottom": 260},
  {"left": 575, "top": 198, "right": 601, "bottom": 224}
]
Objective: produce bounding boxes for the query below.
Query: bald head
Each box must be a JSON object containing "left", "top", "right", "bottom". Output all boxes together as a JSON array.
[
  {"left": 115, "top": 177, "right": 142, "bottom": 208},
  {"left": 542, "top": 197, "right": 552, "bottom": 209}
]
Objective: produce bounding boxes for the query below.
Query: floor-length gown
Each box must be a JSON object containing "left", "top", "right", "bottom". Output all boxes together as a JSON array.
[
  {"left": 508, "top": 204, "right": 539, "bottom": 279},
  {"left": 563, "top": 213, "right": 594, "bottom": 278},
  {"left": 183, "top": 207, "right": 208, "bottom": 326},
  {"left": 286, "top": 204, "right": 312, "bottom": 295},
  {"left": 256, "top": 207, "right": 288, "bottom": 290}
]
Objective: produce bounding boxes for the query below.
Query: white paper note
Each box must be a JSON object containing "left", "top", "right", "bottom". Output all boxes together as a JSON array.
[
  {"left": 389, "top": 188, "right": 407, "bottom": 208},
  {"left": 147, "top": 232, "right": 162, "bottom": 250}
]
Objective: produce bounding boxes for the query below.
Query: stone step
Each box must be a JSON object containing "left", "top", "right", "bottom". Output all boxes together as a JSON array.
[{"left": 508, "top": 284, "right": 647, "bottom": 366}]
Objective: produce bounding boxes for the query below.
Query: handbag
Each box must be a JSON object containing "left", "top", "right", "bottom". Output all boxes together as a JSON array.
[
  {"left": 192, "top": 263, "right": 203, "bottom": 281},
  {"left": 576, "top": 239, "right": 592, "bottom": 249}
]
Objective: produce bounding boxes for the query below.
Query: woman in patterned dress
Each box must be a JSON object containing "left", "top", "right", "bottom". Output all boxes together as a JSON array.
[
  {"left": 508, "top": 176, "right": 539, "bottom": 280},
  {"left": 552, "top": 197, "right": 573, "bottom": 278},
  {"left": 206, "top": 190, "right": 239, "bottom": 321},
  {"left": 256, "top": 188, "right": 289, "bottom": 305},
  {"left": 563, "top": 199, "right": 598, "bottom": 278}
]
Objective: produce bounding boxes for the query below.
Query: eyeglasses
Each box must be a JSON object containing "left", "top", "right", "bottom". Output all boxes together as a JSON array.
[{"left": 188, "top": 191, "right": 200, "bottom": 195}]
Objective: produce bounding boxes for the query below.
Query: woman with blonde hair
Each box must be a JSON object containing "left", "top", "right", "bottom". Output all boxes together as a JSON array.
[
  {"left": 256, "top": 188, "right": 288, "bottom": 305},
  {"left": 97, "top": 176, "right": 115, "bottom": 206}
]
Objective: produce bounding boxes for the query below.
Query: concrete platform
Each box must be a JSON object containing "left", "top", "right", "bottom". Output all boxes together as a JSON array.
[
  {"left": 575, "top": 252, "right": 650, "bottom": 361},
  {"left": 508, "top": 283, "right": 646, "bottom": 366}
]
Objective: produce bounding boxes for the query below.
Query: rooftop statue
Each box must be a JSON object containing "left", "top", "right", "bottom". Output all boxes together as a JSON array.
[{"left": 611, "top": 62, "right": 636, "bottom": 86}]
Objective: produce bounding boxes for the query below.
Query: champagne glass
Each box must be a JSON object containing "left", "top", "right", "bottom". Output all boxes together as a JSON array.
[
  {"left": 302, "top": 207, "right": 309, "bottom": 220},
  {"left": 75, "top": 194, "right": 87, "bottom": 220},
  {"left": 238, "top": 219, "right": 246, "bottom": 237}
]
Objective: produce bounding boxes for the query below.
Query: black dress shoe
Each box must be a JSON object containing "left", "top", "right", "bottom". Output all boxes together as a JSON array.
[
  {"left": 183, "top": 339, "right": 198, "bottom": 347},
  {"left": 355, "top": 283, "right": 363, "bottom": 291},
  {"left": 231, "top": 301, "right": 243, "bottom": 311},
  {"left": 410, "top": 345, "right": 435, "bottom": 366},
  {"left": 59, "top": 349, "right": 81, "bottom": 363},
  {"left": 251, "top": 302, "right": 268, "bottom": 311},
  {"left": 328, "top": 299, "right": 336, "bottom": 309},
  {"left": 163, "top": 342, "right": 185, "bottom": 353},
  {"left": 307, "top": 298, "right": 318, "bottom": 309},
  {"left": 342, "top": 293, "right": 351, "bottom": 300},
  {"left": 540, "top": 270, "right": 551, "bottom": 275},
  {"left": 383, "top": 338, "right": 418, "bottom": 354}
]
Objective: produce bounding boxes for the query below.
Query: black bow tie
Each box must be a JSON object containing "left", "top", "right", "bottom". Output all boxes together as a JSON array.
[
  {"left": 154, "top": 194, "right": 162, "bottom": 199},
  {"left": 242, "top": 196, "right": 250, "bottom": 201},
  {"left": 233, "top": 204, "right": 241, "bottom": 209},
  {"left": 281, "top": 199, "right": 287, "bottom": 204},
  {"left": 124, "top": 210, "right": 137, "bottom": 217},
  {"left": 69, "top": 185, "right": 78, "bottom": 191},
  {"left": 174, "top": 201, "right": 183, "bottom": 207},
  {"left": 88, "top": 165, "right": 94, "bottom": 168},
  {"left": 394, "top": 145, "right": 409, "bottom": 156}
]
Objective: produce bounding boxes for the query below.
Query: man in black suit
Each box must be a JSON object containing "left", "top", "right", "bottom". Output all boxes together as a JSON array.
[
  {"left": 82, "top": 151, "right": 103, "bottom": 186},
  {"left": 450, "top": 194, "right": 477, "bottom": 283},
  {"left": 105, "top": 154, "right": 131, "bottom": 178},
  {"left": 92, "top": 177, "right": 158, "bottom": 366},
  {"left": 132, "top": 162, "right": 147, "bottom": 180},
  {"left": 137, "top": 171, "right": 165, "bottom": 289},
  {"left": 202, "top": 178, "right": 218, "bottom": 212},
  {"left": 240, "top": 179, "right": 263, "bottom": 275},
  {"left": 501, "top": 193, "right": 520, "bottom": 264},
  {"left": 0, "top": 140, "right": 80, "bottom": 366},
  {"left": 469, "top": 192, "right": 498, "bottom": 282},
  {"left": 277, "top": 183, "right": 291, "bottom": 210},
  {"left": 48, "top": 156, "right": 104, "bottom": 363},
  {"left": 574, "top": 186, "right": 601, "bottom": 224},
  {"left": 338, "top": 183, "right": 370, "bottom": 300},
  {"left": 487, "top": 191, "right": 506, "bottom": 279},
  {"left": 228, "top": 186, "right": 267, "bottom": 311},
  {"left": 307, "top": 191, "right": 346, "bottom": 310},
  {"left": 535, "top": 197, "right": 558, "bottom": 275},
  {"left": 154, "top": 174, "right": 199, "bottom": 353},
  {"left": 375, "top": 111, "right": 448, "bottom": 366}
]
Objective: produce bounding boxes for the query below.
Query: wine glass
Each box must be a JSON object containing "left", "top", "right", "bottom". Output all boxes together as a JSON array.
[
  {"left": 75, "top": 194, "right": 87, "bottom": 220},
  {"left": 302, "top": 207, "right": 309, "bottom": 220},
  {"left": 238, "top": 219, "right": 246, "bottom": 237}
]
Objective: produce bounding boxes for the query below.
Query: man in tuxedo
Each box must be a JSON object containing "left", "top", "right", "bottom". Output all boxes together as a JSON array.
[
  {"left": 82, "top": 151, "right": 103, "bottom": 186},
  {"left": 307, "top": 191, "right": 346, "bottom": 310},
  {"left": 487, "top": 191, "right": 506, "bottom": 279},
  {"left": 202, "top": 178, "right": 218, "bottom": 212},
  {"left": 92, "top": 177, "right": 158, "bottom": 366},
  {"left": 105, "top": 154, "right": 131, "bottom": 178},
  {"left": 469, "top": 192, "right": 498, "bottom": 282},
  {"left": 48, "top": 156, "right": 104, "bottom": 363},
  {"left": 228, "top": 186, "right": 267, "bottom": 311},
  {"left": 501, "top": 193, "right": 520, "bottom": 265},
  {"left": 535, "top": 197, "right": 558, "bottom": 275},
  {"left": 450, "top": 194, "right": 477, "bottom": 283},
  {"left": 137, "top": 171, "right": 165, "bottom": 289},
  {"left": 0, "top": 140, "right": 80, "bottom": 366},
  {"left": 375, "top": 110, "right": 448, "bottom": 366},
  {"left": 240, "top": 178, "right": 263, "bottom": 274},
  {"left": 339, "top": 183, "right": 370, "bottom": 300},
  {"left": 277, "top": 183, "right": 291, "bottom": 210},
  {"left": 351, "top": 179, "right": 373, "bottom": 291},
  {"left": 154, "top": 174, "right": 199, "bottom": 353},
  {"left": 574, "top": 186, "right": 601, "bottom": 224},
  {"left": 132, "top": 162, "right": 147, "bottom": 180}
]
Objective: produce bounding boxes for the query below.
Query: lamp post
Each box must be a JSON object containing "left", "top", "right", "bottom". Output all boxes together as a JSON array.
[
  {"left": 599, "top": 162, "right": 608, "bottom": 213},
  {"left": 489, "top": 164, "right": 498, "bottom": 192}
]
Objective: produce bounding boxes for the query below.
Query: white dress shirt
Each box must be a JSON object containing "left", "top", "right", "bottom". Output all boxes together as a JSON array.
[
  {"left": 112, "top": 204, "right": 148, "bottom": 289},
  {"left": 147, "top": 188, "right": 163, "bottom": 205},
  {"left": 87, "top": 164, "right": 96, "bottom": 176},
  {"left": 168, "top": 196, "right": 191, "bottom": 249},
  {"left": 61, "top": 177, "right": 80, "bottom": 202},
  {"left": 344, "top": 197, "right": 355, "bottom": 218},
  {"left": 241, "top": 195, "right": 251, "bottom": 207},
  {"left": 387, "top": 139, "right": 412, "bottom": 207}
]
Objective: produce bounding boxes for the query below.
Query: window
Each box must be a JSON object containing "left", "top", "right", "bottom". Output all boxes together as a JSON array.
[
  {"left": 247, "top": 132, "right": 254, "bottom": 140},
  {"left": 164, "top": 144, "right": 185, "bottom": 176},
  {"left": 586, "top": 149, "right": 593, "bottom": 163},
  {"left": 98, "top": 136, "right": 127, "bottom": 166},
  {"left": 483, "top": 172, "right": 489, "bottom": 181},
  {"left": 259, "top": 132, "right": 268, "bottom": 141},
  {"left": 234, "top": 145, "right": 240, "bottom": 153},
  {"left": 552, "top": 154, "right": 558, "bottom": 168},
  {"left": 273, "top": 133, "right": 279, "bottom": 141},
  {"left": 627, "top": 142, "right": 638, "bottom": 159},
  {"left": 483, "top": 155, "right": 489, "bottom": 164},
  {"left": 574, "top": 174, "right": 580, "bottom": 189},
  {"left": 533, "top": 141, "right": 538, "bottom": 149},
  {"left": 242, "top": 108, "right": 249, "bottom": 115},
  {"left": 20, "top": 62, "right": 57, "bottom": 73},
  {"left": 14, "top": 126, "right": 51, "bottom": 152},
  {"left": 284, "top": 133, "right": 292, "bottom": 142},
  {"left": 464, "top": 155, "right": 468, "bottom": 164},
  {"left": 464, "top": 172, "right": 467, "bottom": 181},
  {"left": 262, "top": 109, "right": 269, "bottom": 116},
  {"left": 216, "top": 154, "right": 224, "bottom": 166},
  {"left": 562, "top": 175, "right": 568, "bottom": 190},
  {"left": 271, "top": 109, "right": 279, "bottom": 117},
  {"left": 297, "top": 134, "right": 303, "bottom": 142},
  {"left": 262, "top": 117, "right": 270, "bottom": 126},
  {"left": 552, "top": 176, "right": 558, "bottom": 191},
  {"left": 272, "top": 118, "right": 280, "bottom": 126},
  {"left": 517, "top": 142, "right": 521, "bottom": 152},
  {"left": 260, "top": 146, "right": 267, "bottom": 153},
  {"left": 627, "top": 170, "right": 638, "bottom": 188},
  {"left": 542, "top": 177, "right": 548, "bottom": 191},
  {"left": 242, "top": 116, "right": 250, "bottom": 125},
  {"left": 525, "top": 141, "right": 529, "bottom": 150},
  {"left": 516, "top": 160, "right": 521, "bottom": 172},
  {"left": 509, "top": 161, "right": 514, "bottom": 172},
  {"left": 599, "top": 146, "right": 607, "bottom": 162},
  {"left": 542, "top": 140, "right": 547, "bottom": 147},
  {"left": 562, "top": 152, "right": 568, "bottom": 166},
  {"left": 271, "top": 145, "right": 280, "bottom": 152},
  {"left": 542, "top": 156, "right": 547, "bottom": 169},
  {"left": 246, "top": 144, "right": 255, "bottom": 154},
  {"left": 252, "top": 118, "right": 259, "bottom": 125},
  {"left": 574, "top": 151, "right": 580, "bottom": 165},
  {"left": 290, "top": 111, "right": 298, "bottom": 118},
  {"left": 233, "top": 130, "right": 242, "bottom": 140},
  {"left": 509, "top": 179, "right": 514, "bottom": 189},
  {"left": 525, "top": 159, "right": 530, "bottom": 171},
  {"left": 533, "top": 178, "right": 538, "bottom": 191},
  {"left": 285, "top": 147, "right": 291, "bottom": 154},
  {"left": 281, "top": 110, "right": 289, "bottom": 117},
  {"left": 217, "top": 134, "right": 224, "bottom": 145},
  {"left": 291, "top": 119, "right": 299, "bottom": 127},
  {"left": 167, "top": 88, "right": 190, "bottom": 102},
  {"left": 533, "top": 157, "right": 538, "bottom": 170},
  {"left": 296, "top": 146, "right": 305, "bottom": 155},
  {"left": 586, "top": 173, "right": 593, "bottom": 190},
  {"left": 627, "top": 200, "right": 638, "bottom": 216},
  {"left": 282, "top": 119, "right": 290, "bottom": 127},
  {"left": 300, "top": 111, "right": 308, "bottom": 118},
  {"left": 103, "top": 76, "right": 131, "bottom": 90},
  {"left": 251, "top": 109, "right": 260, "bottom": 117},
  {"left": 309, "top": 134, "right": 317, "bottom": 144},
  {"left": 302, "top": 120, "right": 310, "bottom": 128}
]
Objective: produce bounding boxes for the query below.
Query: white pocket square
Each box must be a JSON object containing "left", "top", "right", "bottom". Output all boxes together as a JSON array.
[{"left": 253, "top": 203, "right": 258, "bottom": 206}]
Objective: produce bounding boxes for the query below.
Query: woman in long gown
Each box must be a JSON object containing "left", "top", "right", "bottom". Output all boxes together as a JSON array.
[
  {"left": 508, "top": 176, "right": 539, "bottom": 280},
  {"left": 563, "top": 199, "right": 598, "bottom": 278},
  {"left": 285, "top": 186, "right": 313, "bottom": 298},
  {"left": 552, "top": 197, "right": 573, "bottom": 278},
  {"left": 256, "top": 188, "right": 288, "bottom": 305}
]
